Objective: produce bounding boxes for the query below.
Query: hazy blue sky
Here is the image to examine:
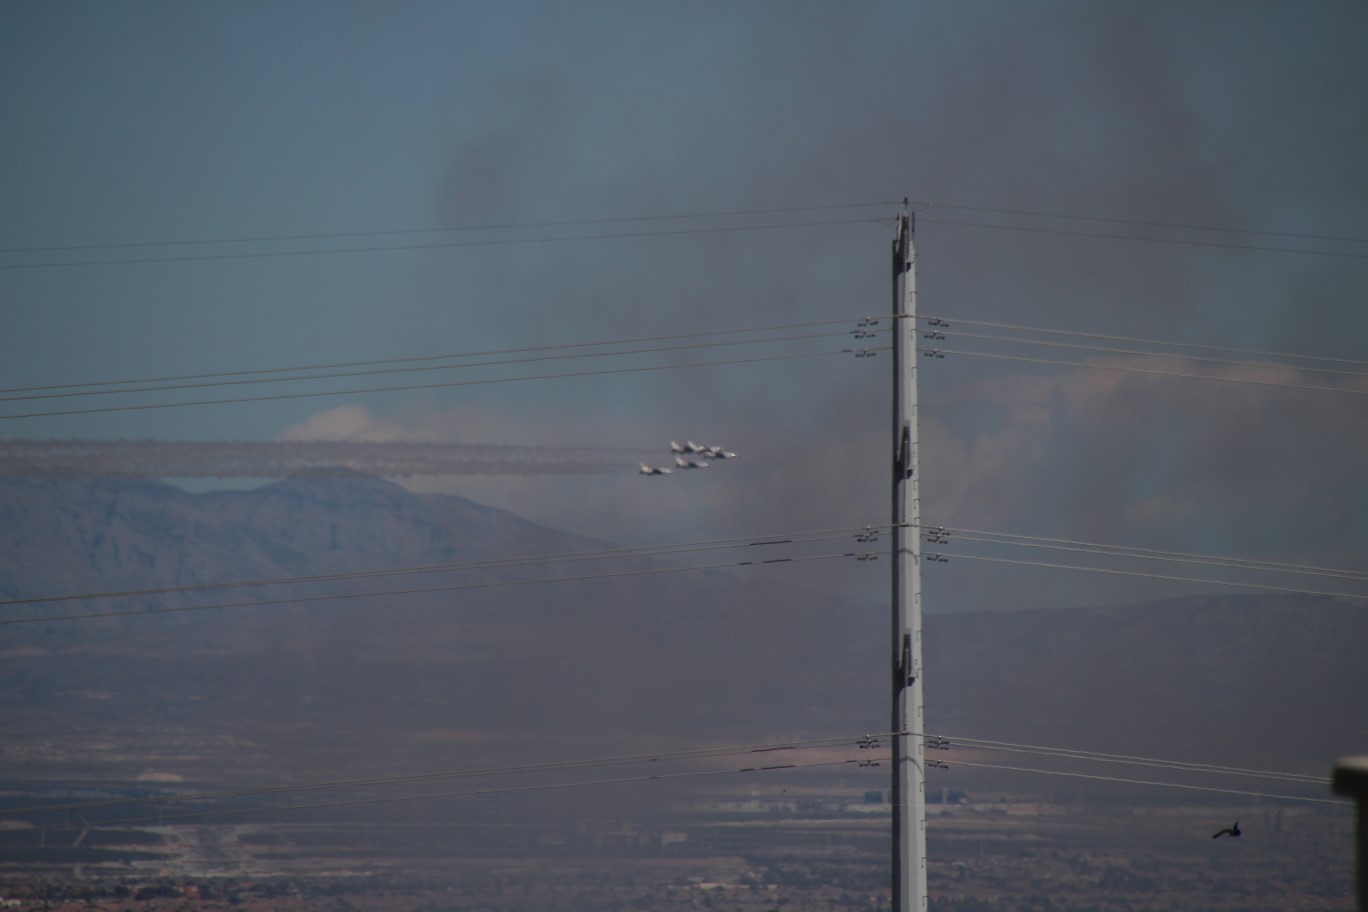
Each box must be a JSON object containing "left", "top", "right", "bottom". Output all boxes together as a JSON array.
[{"left": 3, "top": 1, "right": 1366, "bottom": 612}]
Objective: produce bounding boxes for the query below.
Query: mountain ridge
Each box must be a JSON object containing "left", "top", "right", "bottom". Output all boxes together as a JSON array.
[{"left": 1, "top": 474, "right": 1362, "bottom": 785}]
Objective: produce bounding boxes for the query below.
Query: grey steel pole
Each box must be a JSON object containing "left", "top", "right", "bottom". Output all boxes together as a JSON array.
[{"left": 891, "top": 206, "right": 928, "bottom": 912}]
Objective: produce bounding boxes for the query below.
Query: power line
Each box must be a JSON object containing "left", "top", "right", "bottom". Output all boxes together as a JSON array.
[
  {"left": 8, "top": 309, "right": 1355, "bottom": 402},
  {"left": 915, "top": 201, "right": 1368, "bottom": 247},
  {"left": 926, "top": 551, "right": 1368, "bottom": 602},
  {"left": 0, "top": 549, "right": 867, "bottom": 626},
  {"left": 0, "top": 216, "right": 887, "bottom": 271},
  {"left": 0, "top": 525, "right": 881, "bottom": 609},
  {"left": 7, "top": 198, "right": 1360, "bottom": 266},
  {"left": 919, "top": 216, "right": 1368, "bottom": 260},
  {"left": 5, "top": 757, "right": 864, "bottom": 833},
  {"left": 935, "top": 735, "right": 1328, "bottom": 785},
  {"left": 935, "top": 732, "right": 1329, "bottom": 787},
  {"left": 931, "top": 329, "right": 1368, "bottom": 382},
  {"left": 921, "top": 525, "right": 1368, "bottom": 585},
  {"left": 7, "top": 729, "right": 1341, "bottom": 831},
  {"left": 4, "top": 308, "right": 1357, "bottom": 413},
  {"left": 6, "top": 732, "right": 880, "bottom": 818},
  {"left": 925, "top": 348, "right": 1368, "bottom": 397},
  {"left": 947, "top": 759, "right": 1344, "bottom": 806},
  {"left": 0, "top": 202, "right": 902, "bottom": 256},
  {"left": 0, "top": 329, "right": 869, "bottom": 404},
  {"left": 0, "top": 317, "right": 871, "bottom": 397},
  {"left": 919, "top": 314, "right": 1368, "bottom": 370},
  {"left": 0, "top": 346, "right": 877, "bottom": 422},
  {"left": 6, "top": 327, "right": 1361, "bottom": 425}
]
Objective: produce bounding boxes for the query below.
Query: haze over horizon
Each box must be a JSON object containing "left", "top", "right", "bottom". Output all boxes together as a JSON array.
[
  {"left": 4, "top": 3, "right": 1366, "bottom": 616},
  {"left": 3, "top": 10, "right": 1365, "bottom": 907}
]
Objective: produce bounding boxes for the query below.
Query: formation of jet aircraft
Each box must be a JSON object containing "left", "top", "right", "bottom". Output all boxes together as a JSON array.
[
  {"left": 640, "top": 440, "right": 740, "bottom": 476},
  {"left": 671, "top": 440, "right": 739, "bottom": 459}
]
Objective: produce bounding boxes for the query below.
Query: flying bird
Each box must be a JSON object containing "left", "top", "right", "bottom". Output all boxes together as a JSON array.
[{"left": 1211, "top": 820, "right": 1241, "bottom": 839}]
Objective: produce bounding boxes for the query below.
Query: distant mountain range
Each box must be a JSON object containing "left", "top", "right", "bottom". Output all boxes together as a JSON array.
[{"left": 1, "top": 474, "right": 1362, "bottom": 787}]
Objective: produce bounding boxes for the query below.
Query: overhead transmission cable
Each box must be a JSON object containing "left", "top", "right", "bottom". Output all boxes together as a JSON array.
[
  {"left": 913, "top": 201, "right": 1368, "bottom": 246},
  {"left": 917, "top": 524, "right": 1368, "bottom": 585},
  {"left": 7, "top": 729, "right": 1332, "bottom": 825},
  {"left": 6, "top": 757, "right": 864, "bottom": 833},
  {"left": 0, "top": 328, "right": 876, "bottom": 405},
  {"left": 11, "top": 311, "right": 1355, "bottom": 401},
  {"left": 6, "top": 731, "right": 1342, "bottom": 833},
  {"left": 0, "top": 524, "right": 884, "bottom": 609},
  {"left": 928, "top": 329, "right": 1368, "bottom": 382},
  {"left": 947, "top": 760, "right": 1343, "bottom": 805},
  {"left": 0, "top": 316, "right": 873, "bottom": 397},
  {"left": 10, "top": 752, "right": 1336, "bottom": 835},
  {"left": 920, "top": 314, "right": 1368, "bottom": 370},
  {"left": 924, "top": 551, "right": 1368, "bottom": 603},
  {"left": 911, "top": 315, "right": 1368, "bottom": 393},
  {"left": 11, "top": 307, "right": 1362, "bottom": 422},
  {"left": 921, "top": 348, "right": 1368, "bottom": 397},
  {"left": 0, "top": 216, "right": 888, "bottom": 271},
  {"left": 0, "top": 346, "right": 879, "bottom": 422},
  {"left": 6, "top": 197, "right": 1363, "bottom": 269},
  {"left": 6, "top": 732, "right": 879, "bottom": 818},
  {"left": 73, "top": 318, "right": 1366, "bottom": 407},
  {"left": 929, "top": 734, "right": 1328, "bottom": 785},
  {"left": 0, "top": 549, "right": 869, "bottom": 627},
  {"left": 917, "top": 216, "right": 1368, "bottom": 260},
  {"left": 10, "top": 520, "right": 1359, "bottom": 614},
  {"left": 0, "top": 201, "right": 902, "bottom": 256}
]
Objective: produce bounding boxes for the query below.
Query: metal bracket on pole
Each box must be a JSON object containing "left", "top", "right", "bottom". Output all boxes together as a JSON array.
[
  {"left": 898, "top": 632, "right": 915, "bottom": 688},
  {"left": 896, "top": 422, "right": 913, "bottom": 481}
]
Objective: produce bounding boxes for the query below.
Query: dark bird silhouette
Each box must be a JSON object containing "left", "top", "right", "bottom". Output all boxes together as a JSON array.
[{"left": 1211, "top": 820, "right": 1241, "bottom": 839}]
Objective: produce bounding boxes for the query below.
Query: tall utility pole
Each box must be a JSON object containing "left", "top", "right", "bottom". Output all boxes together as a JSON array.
[{"left": 891, "top": 204, "right": 928, "bottom": 912}]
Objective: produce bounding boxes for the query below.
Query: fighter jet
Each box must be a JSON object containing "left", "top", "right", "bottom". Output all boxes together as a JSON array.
[
  {"left": 701, "top": 445, "right": 739, "bottom": 459},
  {"left": 670, "top": 440, "right": 707, "bottom": 454},
  {"left": 1211, "top": 820, "right": 1241, "bottom": 839},
  {"left": 674, "top": 455, "right": 710, "bottom": 470},
  {"left": 639, "top": 462, "right": 674, "bottom": 476}
]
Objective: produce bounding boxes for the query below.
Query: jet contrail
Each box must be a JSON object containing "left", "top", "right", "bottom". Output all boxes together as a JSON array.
[{"left": 0, "top": 439, "right": 659, "bottom": 478}]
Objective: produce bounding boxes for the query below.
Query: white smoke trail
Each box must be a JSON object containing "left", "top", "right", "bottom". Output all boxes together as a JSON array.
[{"left": 0, "top": 439, "right": 659, "bottom": 478}]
